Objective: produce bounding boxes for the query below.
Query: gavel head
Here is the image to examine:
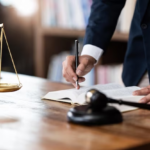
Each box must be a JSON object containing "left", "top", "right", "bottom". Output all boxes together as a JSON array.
[{"left": 85, "top": 89, "right": 108, "bottom": 111}]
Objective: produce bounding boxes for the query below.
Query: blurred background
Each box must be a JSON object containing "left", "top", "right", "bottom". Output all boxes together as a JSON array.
[{"left": 0, "top": 0, "right": 136, "bottom": 86}]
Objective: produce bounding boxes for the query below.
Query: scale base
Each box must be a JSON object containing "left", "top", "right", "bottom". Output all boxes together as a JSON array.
[
  {"left": 67, "top": 105, "right": 123, "bottom": 125},
  {"left": 0, "top": 83, "right": 22, "bottom": 92}
]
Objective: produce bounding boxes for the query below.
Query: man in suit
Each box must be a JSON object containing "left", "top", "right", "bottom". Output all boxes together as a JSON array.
[{"left": 62, "top": 0, "right": 150, "bottom": 103}]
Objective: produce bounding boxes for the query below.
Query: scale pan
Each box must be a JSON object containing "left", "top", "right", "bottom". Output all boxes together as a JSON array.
[{"left": 0, "top": 83, "right": 22, "bottom": 92}]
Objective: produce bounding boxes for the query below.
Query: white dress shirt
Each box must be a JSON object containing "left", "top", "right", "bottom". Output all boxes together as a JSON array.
[{"left": 81, "top": 44, "right": 103, "bottom": 63}]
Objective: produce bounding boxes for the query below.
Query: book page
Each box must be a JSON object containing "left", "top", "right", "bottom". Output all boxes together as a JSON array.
[
  {"left": 43, "top": 83, "right": 144, "bottom": 113},
  {"left": 71, "top": 83, "right": 124, "bottom": 99},
  {"left": 102, "top": 86, "right": 141, "bottom": 98},
  {"left": 43, "top": 83, "right": 141, "bottom": 104},
  {"left": 76, "top": 86, "right": 142, "bottom": 105},
  {"left": 43, "top": 83, "right": 124, "bottom": 104},
  {"left": 42, "top": 90, "right": 76, "bottom": 103}
]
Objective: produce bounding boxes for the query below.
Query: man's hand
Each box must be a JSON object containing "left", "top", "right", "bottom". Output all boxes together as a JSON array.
[
  {"left": 133, "top": 85, "right": 150, "bottom": 104},
  {"left": 62, "top": 55, "right": 96, "bottom": 89}
]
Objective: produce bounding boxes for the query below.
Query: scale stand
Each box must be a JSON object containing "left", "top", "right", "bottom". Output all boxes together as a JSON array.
[{"left": 0, "top": 23, "right": 22, "bottom": 92}]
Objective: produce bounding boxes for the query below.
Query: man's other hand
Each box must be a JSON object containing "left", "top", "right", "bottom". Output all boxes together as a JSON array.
[
  {"left": 133, "top": 85, "right": 150, "bottom": 104},
  {"left": 62, "top": 55, "right": 96, "bottom": 89}
]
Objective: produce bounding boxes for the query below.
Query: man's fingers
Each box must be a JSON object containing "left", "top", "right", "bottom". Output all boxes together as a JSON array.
[
  {"left": 139, "top": 94, "right": 150, "bottom": 103},
  {"left": 132, "top": 85, "right": 150, "bottom": 103},
  {"left": 76, "top": 56, "right": 95, "bottom": 77},
  {"left": 76, "top": 63, "right": 86, "bottom": 76},
  {"left": 76, "top": 57, "right": 90, "bottom": 76},
  {"left": 133, "top": 87, "right": 150, "bottom": 96},
  {"left": 67, "top": 66, "right": 78, "bottom": 81},
  {"left": 64, "top": 68, "right": 85, "bottom": 88},
  {"left": 66, "top": 71, "right": 76, "bottom": 84},
  {"left": 72, "top": 77, "right": 85, "bottom": 89},
  {"left": 78, "top": 77, "right": 85, "bottom": 83},
  {"left": 63, "top": 60, "right": 77, "bottom": 84},
  {"left": 63, "top": 62, "right": 85, "bottom": 86},
  {"left": 72, "top": 83, "right": 80, "bottom": 89},
  {"left": 62, "top": 55, "right": 95, "bottom": 88}
]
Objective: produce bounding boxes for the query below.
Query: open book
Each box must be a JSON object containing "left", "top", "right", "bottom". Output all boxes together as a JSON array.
[{"left": 42, "top": 83, "right": 144, "bottom": 112}]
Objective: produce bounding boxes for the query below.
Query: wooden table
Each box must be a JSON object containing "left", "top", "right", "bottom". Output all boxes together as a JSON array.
[{"left": 0, "top": 72, "right": 150, "bottom": 150}]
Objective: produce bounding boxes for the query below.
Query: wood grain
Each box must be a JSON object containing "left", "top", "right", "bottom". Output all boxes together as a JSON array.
[{"left": 0, "top": 72, "right": 150, "bottom": 150}]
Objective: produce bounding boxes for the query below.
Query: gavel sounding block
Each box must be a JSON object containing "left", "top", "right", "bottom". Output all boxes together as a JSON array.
[{"left": 67, "top": 105, "right": 123, "bottom": 125}]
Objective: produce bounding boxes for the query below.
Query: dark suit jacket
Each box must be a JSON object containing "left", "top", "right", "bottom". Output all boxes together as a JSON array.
[{"left": 84, "top": 0, "right": 150, "bottom": 86}]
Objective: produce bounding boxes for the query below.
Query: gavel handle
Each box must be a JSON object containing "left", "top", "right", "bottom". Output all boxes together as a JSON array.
[{"left": 108, "top": 98, "right": 150, "bottom": 110}]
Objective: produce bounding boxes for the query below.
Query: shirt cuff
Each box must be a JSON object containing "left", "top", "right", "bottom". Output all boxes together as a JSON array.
[{"left": 81, "top": 44, "right": 103, "bottom": 63}]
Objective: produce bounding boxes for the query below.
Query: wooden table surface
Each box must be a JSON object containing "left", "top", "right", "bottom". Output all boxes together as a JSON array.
[{"left": 0, "top": 72, "right": 150, "bottom": 150}]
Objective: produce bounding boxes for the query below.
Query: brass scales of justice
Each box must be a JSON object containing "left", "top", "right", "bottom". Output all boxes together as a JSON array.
[{"left": 0, "top": 23, "right": 22, "bottom": 92}]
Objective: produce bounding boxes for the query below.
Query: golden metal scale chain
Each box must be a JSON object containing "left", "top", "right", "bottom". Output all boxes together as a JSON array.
[{"left": 0, "top": 25, "right": 21, "bottom": 85}]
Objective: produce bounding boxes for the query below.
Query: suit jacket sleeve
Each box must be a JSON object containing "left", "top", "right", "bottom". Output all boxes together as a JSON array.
[{"left": 84, "top": 0, "right": 126, "bottom": 51}]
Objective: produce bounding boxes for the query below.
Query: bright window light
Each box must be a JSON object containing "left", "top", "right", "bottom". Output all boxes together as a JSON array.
[
  {"left": 0, "top": 0, "right": 37, "bottom": 16},
  {"left": 0, "top": 0, "right": 13, "bottom": 6}
]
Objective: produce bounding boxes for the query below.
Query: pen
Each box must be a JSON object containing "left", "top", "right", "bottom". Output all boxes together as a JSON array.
[{"left": 75, "top": 40, "right": 79, "bottom": 89}]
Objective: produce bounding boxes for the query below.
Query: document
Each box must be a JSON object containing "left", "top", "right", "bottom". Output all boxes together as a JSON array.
[{"left": 42, "top": 83, "right": 144, "bottom": 112}]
